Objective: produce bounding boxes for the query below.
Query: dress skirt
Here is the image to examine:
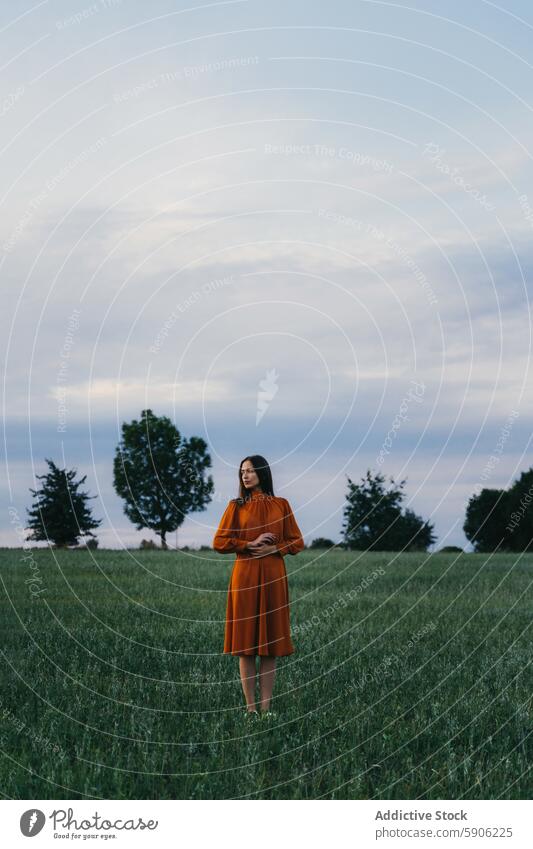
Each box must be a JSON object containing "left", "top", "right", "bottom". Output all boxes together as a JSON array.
[{"left": 224, "top": 554, "right": 294, "bottom": 656}]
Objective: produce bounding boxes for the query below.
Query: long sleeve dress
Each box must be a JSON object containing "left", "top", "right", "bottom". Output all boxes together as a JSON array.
[{"left": 212, "top": 491, "right": 304, "bottom": 656}]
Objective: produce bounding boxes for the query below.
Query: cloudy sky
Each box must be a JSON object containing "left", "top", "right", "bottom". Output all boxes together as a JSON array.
[{"left": 2, "top": 0, "right": 532, "bottom": 549}]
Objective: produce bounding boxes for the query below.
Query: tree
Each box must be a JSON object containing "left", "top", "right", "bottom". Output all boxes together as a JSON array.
[
  {"left": 506, "top": 468, "right": 533, "bottom": 551},
  {"left": 399, "top": 507, "right": 435, "bottom": 552},
  {"left": 464, "top": 469, "right": 533, "bottom": 553},
  {"left": 341, "top": 469, "right": 436, "bottom": 552},
  {"left": 113, "top": 409, "right": 214, "bottom": 549},
  {"left": 463, "top": 487, "right": 510, "bottom": 552},
  {"left": 26, "top": 458, "right": 101, "bottom": 548}
]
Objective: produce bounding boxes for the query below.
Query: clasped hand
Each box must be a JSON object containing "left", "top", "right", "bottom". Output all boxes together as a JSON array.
[{"left": 246, "top": 532, "right": 279, "bottom": 557}]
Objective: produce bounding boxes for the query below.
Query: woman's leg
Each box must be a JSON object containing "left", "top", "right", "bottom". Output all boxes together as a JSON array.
[
  {"left": 258, "top": 656, "right": 277, "bottom": 711},
  {"left": 238, "top": 655, "right": 258, "bottom": 711}
]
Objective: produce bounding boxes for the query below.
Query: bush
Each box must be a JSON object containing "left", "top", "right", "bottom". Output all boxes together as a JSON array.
[
  {"left": 140, "top": 539, "right": 159, "bottom": 550},
  {"left": 309, "top": 537, "right": 337, "bottom": 549}
]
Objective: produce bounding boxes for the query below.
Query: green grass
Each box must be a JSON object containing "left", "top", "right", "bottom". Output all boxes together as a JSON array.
[{"left": 0, "top": 547, "right": 532, "bottom": 799}]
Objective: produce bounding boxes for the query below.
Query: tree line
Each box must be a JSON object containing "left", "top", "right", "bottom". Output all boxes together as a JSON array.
[{"left": 23, "top": 409, "right": 533, "bottom": 553}]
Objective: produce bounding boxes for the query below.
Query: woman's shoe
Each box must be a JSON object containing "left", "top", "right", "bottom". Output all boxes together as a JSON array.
[
  {"left": 244, "top": 708, "right": 259, "bottom": 718},
  {"left": 259, "top": 710, "right": 277, "bottom": 719}
]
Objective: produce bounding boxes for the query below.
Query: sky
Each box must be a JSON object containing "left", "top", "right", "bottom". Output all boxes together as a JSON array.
[{"left": 1, "top": 0, "right": 533, "bottom": 550}]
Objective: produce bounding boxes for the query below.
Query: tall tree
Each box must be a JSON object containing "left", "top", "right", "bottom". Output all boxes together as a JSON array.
[
  {"left": 463, "top": 487, "right": 510, "bottom": 552},
  {"left": 341, "top": 469, "right": 435, "bottom": 551},
  {"left": 113, "top": 409, "right": 214, "bottom": 548},
  {"left": 26, "top": 459, "right": 102, "bottom": 547},
  {"left": 399, "top": 507, "right": 436, "bottom": 552},
  {"left": 506, "top": 468, "right": 533, "bottom": 552}
]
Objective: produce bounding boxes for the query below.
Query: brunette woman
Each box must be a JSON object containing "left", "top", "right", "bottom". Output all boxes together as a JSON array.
[{"left": 212, "top": 455, "right": 304, "bottom": 717}]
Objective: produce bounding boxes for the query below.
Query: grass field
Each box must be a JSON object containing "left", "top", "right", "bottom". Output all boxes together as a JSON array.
[{"left": 0, "top": 547, "right": 532, "bottom": 800}]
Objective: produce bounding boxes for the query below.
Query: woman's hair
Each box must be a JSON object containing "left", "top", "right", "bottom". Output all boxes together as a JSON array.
[{"left": 235, "top": 455, "right": 275, "bottom": 503}]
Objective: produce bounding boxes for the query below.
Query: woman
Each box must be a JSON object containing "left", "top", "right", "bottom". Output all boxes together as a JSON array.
[{"left": 212, "top": 455, "right": 304, "bottom": 718}]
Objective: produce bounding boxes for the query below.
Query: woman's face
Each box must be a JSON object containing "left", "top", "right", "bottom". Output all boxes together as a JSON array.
[{"left": 240, "top": 460, "right": 260, "bottom": 490}]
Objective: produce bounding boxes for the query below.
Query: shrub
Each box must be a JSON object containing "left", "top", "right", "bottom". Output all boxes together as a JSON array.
[{"left": 140, "top": 539, "right": 159, "bottom": 550}]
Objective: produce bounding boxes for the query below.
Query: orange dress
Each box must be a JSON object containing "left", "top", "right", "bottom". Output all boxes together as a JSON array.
[{"left": 212, "top": 492, "right": 304, "bottom": 656}]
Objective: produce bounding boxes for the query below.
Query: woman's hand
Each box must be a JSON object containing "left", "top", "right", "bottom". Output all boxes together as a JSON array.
[
  {"left": 255, "top": 532, "right": 278, "bottom": 544},
  {"left": 247, "top": 542, "right": 278, "bottom": 557},
  {"left": 246, "top": 532, "right": 279, "bottom": 557}
]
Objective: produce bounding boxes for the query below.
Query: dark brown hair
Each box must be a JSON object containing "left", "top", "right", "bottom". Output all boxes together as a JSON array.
[{"left": 233, "top": 455, "right": 275, "bottom": 503}]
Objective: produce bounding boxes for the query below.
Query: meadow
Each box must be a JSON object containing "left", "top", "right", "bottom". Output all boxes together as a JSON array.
[{"left": 0, "top": 547, "right": 531, "bottom": 800}]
